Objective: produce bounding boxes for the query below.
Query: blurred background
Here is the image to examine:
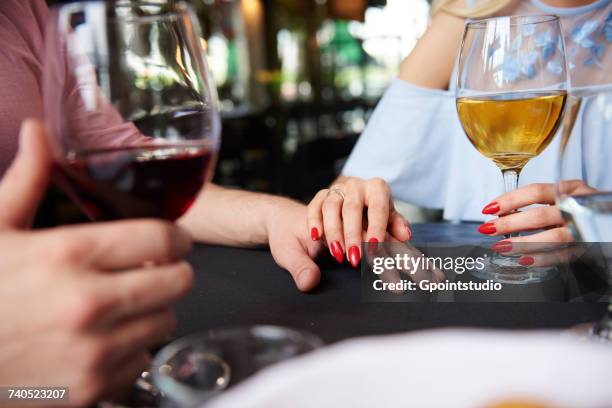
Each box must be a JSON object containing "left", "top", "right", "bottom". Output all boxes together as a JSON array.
[{"left": 41, "top": 0, "right": 432, "bottom": 224}]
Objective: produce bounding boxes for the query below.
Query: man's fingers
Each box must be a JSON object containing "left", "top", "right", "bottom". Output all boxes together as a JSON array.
[
  {"left": 87, "top": 261, "right": 194, "bottom": 325},
  {"left": 104, "top": 352, "right": 151, "bottom": 402},
  {"left": 105, "top": 309, "right": 176, "bottom": 365},
  {"left": 271, "top": 238, "right": 321, "bottom": 292},
  {"left": 0, "top": 119, "right": 52, "bottom": 229},
  {"left": 39, "top": 220, "right": 192, "bottom": 269},
  {"left": 484, "top": 183, "right": 556, "bottom": 216},
  {"left": 307, "top": 189, "right": 328, "bottom": 243}
]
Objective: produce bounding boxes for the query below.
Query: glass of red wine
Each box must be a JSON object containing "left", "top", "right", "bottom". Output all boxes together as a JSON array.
[{"left": 43, "top": 0, "right": 220, "bottom": 222}]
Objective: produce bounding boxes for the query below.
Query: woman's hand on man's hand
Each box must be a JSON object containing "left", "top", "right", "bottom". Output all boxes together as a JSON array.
[{"left": 307, "top": 177, "right": 411, "bottom": 268}]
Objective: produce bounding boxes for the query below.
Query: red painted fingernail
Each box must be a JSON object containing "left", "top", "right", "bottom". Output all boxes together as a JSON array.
[
  {"left": 478, "top": 222, "right": 496, "bottom": 235},
  {"left": 492, "top": 240, "right": 512, "bottom": 253},
  {"left": 367, "top": 237, "right": 379, "bottom": 254},
  {"left": 482, "top": 201, "right": 500, "bottom": 215},
  {"left": 519, "top": 256, "right": 535, "bottom": 266},
  {"left": 405, "top": 224, "right": 412, "bottom": 241},
  {"left": 311, "top": 227, "right": 319, "bottom": 241},
  {"left": 330, "top": 241, "right": 344, "bottom": 263},
  {"left": 348, "top": 246, "right": 361, "bottom": 268}
]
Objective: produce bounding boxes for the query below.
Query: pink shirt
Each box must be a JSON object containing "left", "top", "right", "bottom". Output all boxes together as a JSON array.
[
  {"left": 0, "top": 0, "right": 48, "bottom": 175},
  {"left": 0, "top": 0, "right": 143, "bottom": 176}
]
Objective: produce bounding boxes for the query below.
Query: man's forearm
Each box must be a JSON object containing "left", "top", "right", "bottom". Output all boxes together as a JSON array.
[{"left": 178, "top": 183, "right": 301, "bottom": 247}]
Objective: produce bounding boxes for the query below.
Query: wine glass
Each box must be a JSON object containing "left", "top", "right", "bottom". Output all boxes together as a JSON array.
[
  {"left": 557, "top": 86, "right": 612, "bottom": 342},
  {"left": 43, "top": 0, "right": 220, "bottom": 222},
  {"left": 151, "top": 326, "right": 323, "bottom": 406},
  {"left": 456, "top": 15, "right": 568, "bottom": 278}
]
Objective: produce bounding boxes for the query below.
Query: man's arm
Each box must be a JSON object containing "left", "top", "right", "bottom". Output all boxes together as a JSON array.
[
  {"left": 179, "top": 184, "right": 324, "bottom": 292},
  {"left": 179, "top": 183, "right": 290, "bottom": 247}
]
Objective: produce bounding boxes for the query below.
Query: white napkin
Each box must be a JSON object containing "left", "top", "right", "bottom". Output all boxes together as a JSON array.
[{"left": 207, "top": 329, "right": 612, "bottom": 408}]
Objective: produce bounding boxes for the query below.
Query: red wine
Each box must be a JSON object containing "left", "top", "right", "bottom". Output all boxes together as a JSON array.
[{"left": 54, "top": 145, "right": 214, "bottom": 221}]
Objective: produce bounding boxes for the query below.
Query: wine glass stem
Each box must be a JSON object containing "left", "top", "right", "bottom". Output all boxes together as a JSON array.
[
  {"left": 502, "top": 169, "right": 519, "bottom": 194},
  {"left": 501, "top": 169, "right": 520, "bottom": 239}
]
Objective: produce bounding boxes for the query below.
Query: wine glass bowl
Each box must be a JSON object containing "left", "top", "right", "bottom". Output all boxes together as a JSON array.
[
  {"left": 44, "top": 0, "right": 220, "bottom": 221},
  {"left": 456, "top": 15, "right": 568, "bottom": 179}
]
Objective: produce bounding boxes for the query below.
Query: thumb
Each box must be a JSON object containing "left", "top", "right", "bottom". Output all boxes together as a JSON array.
[
  {"left": 272, "top": 238, "right": 321, "bottom": 292},
  {"left": 0, "top": 119, "right": 53, "bottom": 229}
]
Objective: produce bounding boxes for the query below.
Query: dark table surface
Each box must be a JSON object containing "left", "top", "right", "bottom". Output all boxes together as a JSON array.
[{"left": 176, "top": 223, "right": 606, "bottom": 344}]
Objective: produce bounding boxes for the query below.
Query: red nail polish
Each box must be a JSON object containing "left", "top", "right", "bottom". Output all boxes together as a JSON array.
[
  {"left": 482, "top": 201, "right": 501, "bottom": 215},
  {"left": 519, "top": 256, "right": 535, "bottom": 266},
  {"left": 478, "top": 222, "right": 496, "bottom": 235},
  {"left": 367, "top": 237, "right": 379, "bottom": 254},
  {"left": 348, "top": 246, "right": 361, "bottom": 268},
  {"left": 311, "top": 227, "right": 319, "bottom": 241},
  {"left": 492, "top": 240, "right": 512, "bottom": 253},
  {"left": 330, "top": 241, "right": 344, "bottom": 263},
  {"left": 405, "top": 224, "right": 412, "bottom": 241}
]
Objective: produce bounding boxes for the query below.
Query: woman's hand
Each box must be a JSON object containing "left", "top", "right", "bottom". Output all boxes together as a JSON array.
[
  {"left": 307, "top": 177, "right": 411, "bottom": 268},
  {"left": 478, "top": 182, "right": 593, "bottom": 266}
]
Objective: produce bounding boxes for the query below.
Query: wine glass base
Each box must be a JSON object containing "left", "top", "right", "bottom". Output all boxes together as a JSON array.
[
  {"left": 591, "top": 318, "right": 612, "bottom": 342},
  {"left": 563, "top": 321, "right": 612, "bottom": 343},
  {"left": 471, "top": 256, "right": 558, "bottom": 284}
]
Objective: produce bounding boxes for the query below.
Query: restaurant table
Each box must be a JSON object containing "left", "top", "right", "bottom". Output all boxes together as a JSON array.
[{"left": 176, "top": 223, "right": 606, "bottom": 344}]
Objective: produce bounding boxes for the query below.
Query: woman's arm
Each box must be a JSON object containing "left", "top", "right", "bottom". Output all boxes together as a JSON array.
[
  {"left": 312, "top": 10, "right": 468, "bottom": 258},
  {"left": 398, "top": 10, "right": 466, "bottom": 89}
]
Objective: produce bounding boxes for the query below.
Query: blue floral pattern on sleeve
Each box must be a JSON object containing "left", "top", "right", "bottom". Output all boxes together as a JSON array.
[
  {"left": 565, "top": 10, "right": 612, "bottom": 70},
  {"left": 491, "top": 8, "right": 612, "bottom": 81}
]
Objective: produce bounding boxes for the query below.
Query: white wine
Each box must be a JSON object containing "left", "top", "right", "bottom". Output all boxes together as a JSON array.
[{"left": 456, "top": 91, "right": 567, "bottom": 172}]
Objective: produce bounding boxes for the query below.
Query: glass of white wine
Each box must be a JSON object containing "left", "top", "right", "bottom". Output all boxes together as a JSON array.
[
  {"left": 557, "top": 87, "right": 612, "bottom": 342},
  {"left": 456, "top": 15, "right": 568, "bottom": 278}
]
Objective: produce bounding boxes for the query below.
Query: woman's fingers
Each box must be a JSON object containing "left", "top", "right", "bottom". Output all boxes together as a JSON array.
[
  {"left": 364, "top": 178, "right": 391, "bottom": 243},
  {"left": 388, "top": 208, "right": 412, "bottom": 242},
  {"left": 491, "top": 227, "right": 575, "bottom": 255},
  {"left": 490, "top": 227, "right": 578, "bottom": 267},
  {"left": 321, "top": 188, "right": 346, "bottom": 263},
  {"left": 482, "top": 183, "right": 557, "bottom": 216},
  {"left": 308, "top": 177, "right": 402, "bottom": 266},
  {"left": 516, "top": 244, "right": 583, "bottom": 268},
  {"left": 307, "top": 189, "right": 328, "bottom": 242},
  {"left": 478, "top": 206, "right": 564, "bottom": 237},
  {"left": 341, "top": 184, "right": 365, "bottom": 268}
]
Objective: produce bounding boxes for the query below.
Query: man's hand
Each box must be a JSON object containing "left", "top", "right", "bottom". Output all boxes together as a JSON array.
[
  {"left": 265, "top": 198, "right": 324, "bottom": 292},
  {"left": 180, "top": 185, "right": 324, "bottom": 293},
  {"left": 0, "top": 120, "right": 194, "bottom": 406}
]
